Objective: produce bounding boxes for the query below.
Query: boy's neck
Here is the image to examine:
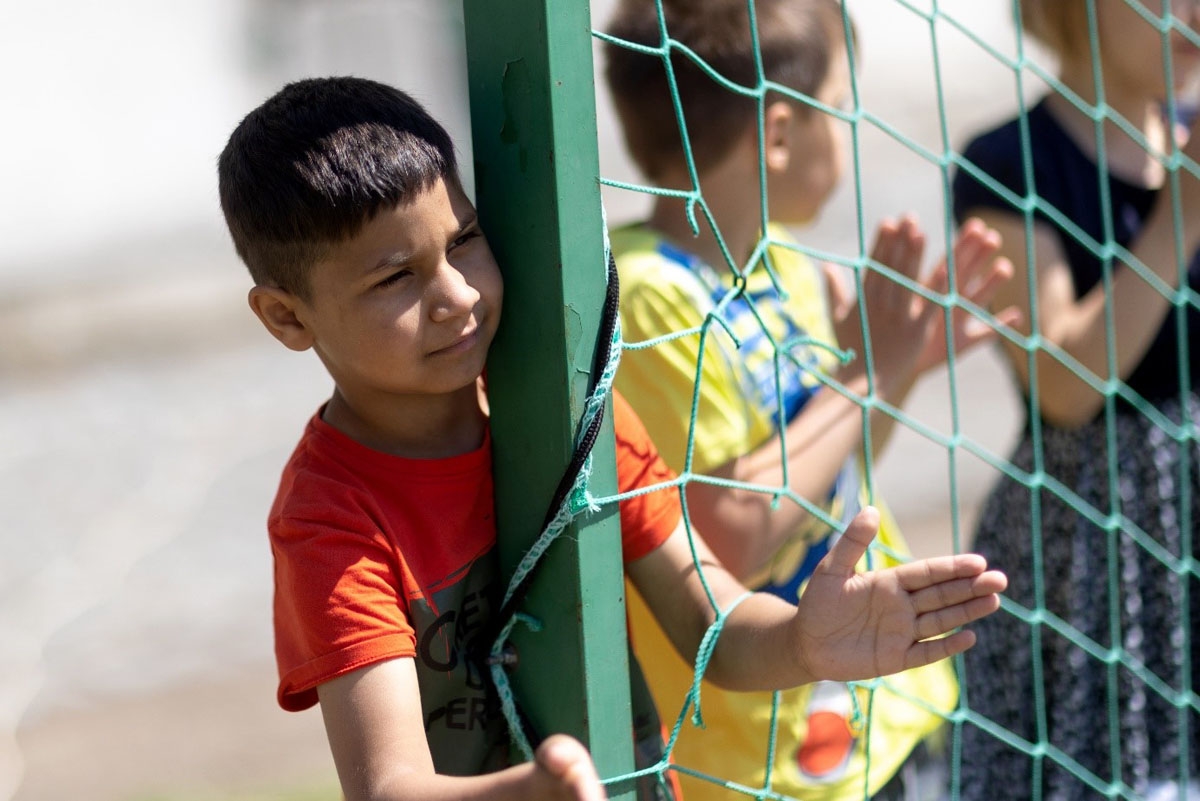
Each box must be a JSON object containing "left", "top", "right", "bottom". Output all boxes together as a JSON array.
[{"left": 322, "top": 380, "right": 488, "bottom": 459}]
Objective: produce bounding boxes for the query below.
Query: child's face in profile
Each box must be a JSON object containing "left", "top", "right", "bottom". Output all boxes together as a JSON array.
[
  {"left": 767, "top": 43, "right": 852, "bottom": 225},
  {"left": 298, "top": 177, "right": 503, "bottom": 402}
]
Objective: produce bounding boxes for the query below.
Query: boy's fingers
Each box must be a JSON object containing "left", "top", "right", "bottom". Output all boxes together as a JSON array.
[
  {"left": 905, "top": 628, "right": 977, "bottom": 669},
  {"left": 536, "top": 735, "right": 606, "bottom": 801},
  {"left": 869, "top": 217, "right": 900, "bottom": 265},
  {"left": 950, "top": 235, "right": 999, "bottom": 290},
  {"left": 913, "top": 593, "right": 1003, "bottom": 642},
  {"left": 898, "top": 215, "right": 927, "bottom": 275},
  {"left": 884, "top": 216, "right": 924, "bottom": 299},
  {"left": 893, "top": 553, "right": 989, "bottom": 591},
  {"left": 908, "top": 570, "right": 1009, "bottom": 615},
  {"left": 958, "top": 255, "right": 1013, "bottom": 303},
  {"left": 820, "top": 506, "right": 880, "bottom": 575},
  {"left": 822, "top": 261, "right": 854, "bottom": 321},
  {"left": 954, "top": 217, "right": 1001, "bottom": 259}
]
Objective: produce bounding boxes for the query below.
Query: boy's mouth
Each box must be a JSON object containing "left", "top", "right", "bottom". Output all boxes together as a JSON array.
[{"left": 429, "top": 325, "right": 481, "bottom": 356}]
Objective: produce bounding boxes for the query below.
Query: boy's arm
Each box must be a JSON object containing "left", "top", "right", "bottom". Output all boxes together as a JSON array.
[
  {"left": 316, "top": 659, "right": 604, "bottom": 801},
  {"left": 625, "top": 506, "right": 1006, "bottom": 692}
]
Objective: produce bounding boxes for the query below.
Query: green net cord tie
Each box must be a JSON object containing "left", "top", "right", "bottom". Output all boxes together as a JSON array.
[
  {"left": 489, "top": 611, "right": 544, "bottom": 762},
  {"left": 688, "top": 591, "right": 754, "bottom": 729},
  {"left": 779, "top": 334, "right": 855, "bottom": 366}
]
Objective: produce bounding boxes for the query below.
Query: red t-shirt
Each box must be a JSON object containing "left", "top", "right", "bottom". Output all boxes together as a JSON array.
[{"left": 269, "top": 391, "right": 682, "bottom": 776}]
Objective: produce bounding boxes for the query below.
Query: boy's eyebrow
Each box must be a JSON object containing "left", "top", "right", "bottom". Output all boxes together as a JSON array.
[
  {"left": 367, "top": 213, "right": 481, "bottom": 275},
  {"left": 457, "top": 212, "right": 480, "bottom": 233},
  {"left": 370, "top": 250, "right": 417, "bottom": 274}
]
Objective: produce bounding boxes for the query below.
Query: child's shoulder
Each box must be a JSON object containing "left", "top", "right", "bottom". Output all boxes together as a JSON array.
[
  {"left": 269, "top": 415, "right": 379, "bottom": 534},
  {"left": 611, "top": 221, "right": 718, "bottom": 306},
  {"left": 611, "top": 222, "right": 689, "bottom": 278},
  {"left": 270, "top": 410, "right": 494, "bottom": 535}
]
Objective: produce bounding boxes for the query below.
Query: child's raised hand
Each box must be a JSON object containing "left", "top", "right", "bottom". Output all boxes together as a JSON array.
[
  {"left": 914, "top": 217, "right": 1022, "bottom": 373},
  {"left": 531, "top": 734, "right": 607, "bottom": 801},
  {"left": 791, "top": 506, "right": 1007, "bottom": 682},
  {"left": 829, "top": 215, "right": 929, "bottom": 384}
]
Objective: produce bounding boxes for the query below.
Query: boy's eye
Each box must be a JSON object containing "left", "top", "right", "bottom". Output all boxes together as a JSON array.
[
  {"left": 374, "top": 269, "right": 412, "bottom": 290},
  {"left": 451, "top": 230, "right": 480, "bottom": 250}
]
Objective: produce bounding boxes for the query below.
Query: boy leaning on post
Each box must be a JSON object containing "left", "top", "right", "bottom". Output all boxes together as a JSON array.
[{"left": 216, "top": 75, "right": 1007, "bottom": 801}]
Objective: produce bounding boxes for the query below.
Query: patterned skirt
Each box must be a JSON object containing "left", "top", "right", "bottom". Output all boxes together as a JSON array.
[{"left": 960, "top": 395, "right": 1200, "bottom": 801}]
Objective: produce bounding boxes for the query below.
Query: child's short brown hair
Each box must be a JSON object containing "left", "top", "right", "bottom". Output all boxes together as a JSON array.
[
  {"left": 604, "top": 0, "right": 851, "bottom": 182},
  {"left": 217, "top": 77, "right": 458, "bottom": 299}
]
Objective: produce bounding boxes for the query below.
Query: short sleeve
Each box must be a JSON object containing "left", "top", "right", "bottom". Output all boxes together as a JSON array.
[
  {"left": 271, "top": 490, "right": 416, "bottom": 711},
  {"left": 611, "top": 391, "right": 684, "bottom": 563},
  {"left": 616, "top": 254, "right": 761, "bottom": 474},
  {"left": 951, "top": 123, "right": 1028, "bottom": 225}
]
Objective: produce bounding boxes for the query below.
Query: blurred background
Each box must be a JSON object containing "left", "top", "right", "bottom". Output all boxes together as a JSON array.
[{"left": 1, "top": 2, "right": 1050, "bottom": 798}]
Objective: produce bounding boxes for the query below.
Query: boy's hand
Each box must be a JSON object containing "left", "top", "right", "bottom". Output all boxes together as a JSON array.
[
  {"left": 531, "top": 735, "right": 607, "bottom": 801},
  {"left": 792, "top": 507, "right": 1007, "bottom": 683},
  {"left": 829, "top": 215, "right": 928, "bottom": 385},
  {"left": 914, "top": 217, "right": 1021, "bottom": 373}
]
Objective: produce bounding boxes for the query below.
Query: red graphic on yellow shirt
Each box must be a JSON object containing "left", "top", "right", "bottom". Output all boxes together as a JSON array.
[{"left": 796, "top": 681, "right": 857, "bottom": 781}]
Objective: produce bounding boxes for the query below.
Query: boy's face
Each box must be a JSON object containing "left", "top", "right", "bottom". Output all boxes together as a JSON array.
[
  {"left": 291, "top": 178, "right": 502, "bottom": 404},
  {"left": 768, "top": 44, "right": 852, "bottom": 224}
]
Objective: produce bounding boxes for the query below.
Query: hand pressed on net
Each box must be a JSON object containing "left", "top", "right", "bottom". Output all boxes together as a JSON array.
[
  {"left": 827, "top": 215, "right": 1020, "bottom": 385},
  {"left": 827, "top": 215, "right": 928, "bottom": 384},
  {"left": 914, "top": 216, "right": 1022, "bottom": 373},
  {"left": 791, "top": 506, "right": 1007, "bottom": 683}
]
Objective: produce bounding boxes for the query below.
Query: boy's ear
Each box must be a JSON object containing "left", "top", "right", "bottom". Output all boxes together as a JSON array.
[
  {"left": 763, "top": 100, "right": 795, "bottom": 174},
  {"left": 247, "top": 285, "right": 316, "bottom": 352}
]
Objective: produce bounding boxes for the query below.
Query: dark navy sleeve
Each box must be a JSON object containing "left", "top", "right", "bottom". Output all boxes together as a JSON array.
[{"left": 951, "top": 118, "right": 1030, "bottom": 225}]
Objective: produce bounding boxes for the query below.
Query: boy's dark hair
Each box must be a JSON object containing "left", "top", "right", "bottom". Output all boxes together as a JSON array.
[
  {"left": 605, "top": 0, "right": 851, "bottom": 181},
  {"left": 218, "top": 76, "right": 458, "bottom": 298}
]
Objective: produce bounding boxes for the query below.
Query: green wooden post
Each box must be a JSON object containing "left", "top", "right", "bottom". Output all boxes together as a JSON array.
[{"left": 461, "top": 0, "right": 635, "bottom": 796}]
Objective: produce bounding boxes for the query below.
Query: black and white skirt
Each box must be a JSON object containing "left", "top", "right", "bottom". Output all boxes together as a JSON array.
[{"left": 960, "top": 395, "right": 1200, "bottom": 801}]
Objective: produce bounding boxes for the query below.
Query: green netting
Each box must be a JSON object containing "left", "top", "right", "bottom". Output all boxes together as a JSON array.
[{"left": 576, "top": 1, "right": 1200, "bottom": 800}]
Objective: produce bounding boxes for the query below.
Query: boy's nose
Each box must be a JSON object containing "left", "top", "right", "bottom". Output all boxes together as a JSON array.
[{"left": 429, "top": 261, "right": 481, "bottom": 321}]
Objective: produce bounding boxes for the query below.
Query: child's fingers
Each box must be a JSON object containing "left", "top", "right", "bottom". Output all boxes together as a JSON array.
[
  {"left": 923, "top": 220, "right": 992, "bottom": 299},
  {"left": 893, "top": 552, "right": 989, "bottom": 591},
  {"left": 822, "top": 261, "right": 855, "bottom": 322},
  {"left": 904, "top": 628, "right": 977, "bottom": 669},
  {"left": 884, "top": 214, "right": 925, "bottom": 285},
  {"left": 913, "top": 592, "right": 1004, "bottom": 642},
  {"left": 536, "top": 735, "right": 606, "bottom": 801},
  {"left": 953, "top": 217, "right": 1002, "bottom": 267},
  {"left": 819, "top": 506, "right": 881, "bottom": 576},
  {"left": 897, "top": 215, "right": 927, "bottom": 273},
  {"left": 868, "top": 218, "right": 901, "bottom": 267},
  {"left": 867, "top": 215, "right": 925, "bottom": 318},
  {"left": 957, "top": 255, "right": 1013, "bottom": 305},
  {"left": 908, "top": 570, "right": 1009, "bottom": 616}
]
